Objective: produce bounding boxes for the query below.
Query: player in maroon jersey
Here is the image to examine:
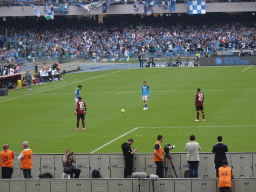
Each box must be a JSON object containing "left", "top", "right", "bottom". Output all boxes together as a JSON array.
[
  {"left": 75, "top": 97, "right": 86, "bottom": 131},
  {"left": 195, "top": 88, "right": 205, "bottom": 122}
]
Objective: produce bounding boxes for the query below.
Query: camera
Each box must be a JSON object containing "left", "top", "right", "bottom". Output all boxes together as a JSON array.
[
  {"left": 164, "top": 143, "right": 175, "bottom": 154},
  {"left": 69, "top": 152, "right": 73, "bottom": 156}
]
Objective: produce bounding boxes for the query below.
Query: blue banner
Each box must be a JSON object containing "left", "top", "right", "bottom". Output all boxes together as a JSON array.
[{"left": 187, "top": 0, "right": 206, "bottom": 15}]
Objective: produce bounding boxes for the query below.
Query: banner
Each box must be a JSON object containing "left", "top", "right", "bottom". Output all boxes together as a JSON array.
[
  {"left": 102, "top": 0, "right": 121, "bottom": 13},
  {"left": 144, "top": 0, "right": 161, "bottom": 15},
  {"left": 187, "top": 0, "right": 206, "bottom": 15},
  {"left": 75, "top": 3, "right": 91, "bottom": 15},
  {"left": 31, "top": 5, "right": 41, "bottom": 17},
  {"left": 133, "top": 1, "right": 139, "bottom": 12},
  {"left": 53, "top": 3, "right": 69, "bottom": 14},
  {"left": 162, "top": 0, "right": 175, "bottom": 11},
  {"left": 45, "top": 5, "right": 54, "bottom": 20},
  {"left": 199, "top": 56, "right": 254, "bottom": 66}
]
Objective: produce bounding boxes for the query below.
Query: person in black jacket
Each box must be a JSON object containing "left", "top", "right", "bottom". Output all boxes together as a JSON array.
[
  {"left": 121, "top": 139, "right": 137, "bottom": 178},
  {"left": 212, "top": 136, "right": 228, "bottom": 177},
  {"left": 138, "top": 54, "right": 143, "bottom": 67}
]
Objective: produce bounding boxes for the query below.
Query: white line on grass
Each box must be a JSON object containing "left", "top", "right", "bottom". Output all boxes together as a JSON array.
[
  {"left": 91, "top": 125, "right": 256, "bottom": 152},
  {"left": 138, "top": 125, "right": 256, "bottom": 129},
  {"left": 241, "top": 66, "right": 253, "bottom": 72},
  {"left": 0, "top": 69, "right": 128, "bottom": 103},
  {"left": 90, "top": 127, "right": 138, "bottom": 153}
]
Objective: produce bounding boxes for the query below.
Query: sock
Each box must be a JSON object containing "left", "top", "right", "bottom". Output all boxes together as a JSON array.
[
  {"left": 197, "top": 112, "right": 199, "bottom": 120},
  {"left": 77, "top": 121, "right": 79, "bottom": 128},
  {"left": 145, "top": 104, "right": 147, "bottom": 108},
  {"left": 202, "top": 112, "right": 205, "bottom": 119},
  {"left": 82, "top": 121, "right": 85, "bottom": 128}
]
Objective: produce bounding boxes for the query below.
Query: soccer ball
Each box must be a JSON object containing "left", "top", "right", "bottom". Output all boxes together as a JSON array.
[{"left": 121, "top": 109, "right": 125, "bottom": 113}]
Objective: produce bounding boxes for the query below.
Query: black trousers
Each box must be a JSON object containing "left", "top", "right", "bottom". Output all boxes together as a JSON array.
[
  {"left": 215, "top": 161, "right": 223, "bottom": 177},
  {"left": 140, "top": 61, "right": 143, "bottom": 67},
  {"left": 124, "top": 158, "right": 133, "bottom": 178},
  {"left": 155, "top": 161, "right": 164, "bottom": 178},
  {"left": 23, "top": 169, "right": 32, "bottom": 179},
  {"left": 2, "top": 167, "right": 13, "bottom": 179},
  {"left": 70, "top": 168, "right": 81, "bottom": 178}
]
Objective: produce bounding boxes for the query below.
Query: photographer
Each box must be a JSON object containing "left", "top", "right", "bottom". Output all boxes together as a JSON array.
[
  {"left": 154, "top": 135, "right": 164, "bottom": 178},
  {"left": 62, "top": 149, "right": 81, "bottom": 178},
  {"left": 121, "top": 139, "right": 137, "bottom": 178}
]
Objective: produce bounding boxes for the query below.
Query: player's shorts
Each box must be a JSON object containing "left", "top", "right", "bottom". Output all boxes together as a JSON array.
[
  {"left": 196, "top": 106, "right": 204, "bottom": 111},
  {"left": 142, "top": 96, "right": 148, "bottom": 101},
  {"left": 77, "top": 113, "right": 85, "bottom": 121},
  {"left": 75, "top": 98, "right": 78, "bottom": 104}
]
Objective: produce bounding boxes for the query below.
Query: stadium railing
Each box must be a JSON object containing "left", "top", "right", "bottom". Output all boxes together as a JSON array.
[
  {"left": 1, "top": 177, "right": 256, "bottom": 192},
  {"left": 1, "top": 152, "right": 255, "bottom": 179}
]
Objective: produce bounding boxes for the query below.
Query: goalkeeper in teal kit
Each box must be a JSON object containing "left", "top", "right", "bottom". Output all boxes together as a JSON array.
[{"left": 141, "top": 81, "right": 150, "bottom": 110}]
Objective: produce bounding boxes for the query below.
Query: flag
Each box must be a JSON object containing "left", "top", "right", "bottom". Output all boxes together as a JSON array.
[
  {"left": 75, "top": 3, "right": 91, "bottom": 15},
  {"left": 133, "top": 1, "right": 139, "bottom": 12},
  {"left": 102, "top": 0, "right": 121, "bottom": 13},
  {"left": 143, "top": 0, "right": 161, "bottom": 15},
  {"left": 45, "top": 5, "right": 54, "bottom": 20},
  {"left": 187, "top": 0, "right": 206, "bottom": 15},
  {"left": 91, "top": 1, "right": 104, "bottom": 9},
  {"left": 162, "top": 0, "right": 175, "bottom": 11},
  {"left": 31, "top": 5, "right": 41, "bottom": 17}
]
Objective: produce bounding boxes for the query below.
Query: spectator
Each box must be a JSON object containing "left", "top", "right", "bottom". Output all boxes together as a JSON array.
[
  {"left": 185, "top": 135, "right": 201, "bottom": 178},
  {"left": 62, "top": 149, "right": 81, "bottom": 178},
  {"left": 121, "top": 138, "right": 137, "bottom": 178},
  {"left": 9, "top": 67, "right": 14, "bottom": 75},
  {"left": 1, "top": 144, "right": 14, "bottom": 179},
  {"left": 212, "top": 136, "right": 228, "bottom": 177},
  {"left": 218, "top": 160, "right": 234, "bottom": 192},
  {"left": 18, "top": 141, "right": 33, "bottom": 179}
]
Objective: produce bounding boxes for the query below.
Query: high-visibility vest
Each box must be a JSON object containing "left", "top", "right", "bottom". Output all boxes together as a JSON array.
[
  {"left": 21, "top": 149, "right": 33, "bottom": 169},
  {"left": 218, "top": 166, "right": 232, "bottom": 188},
  {"left": 154, "top": 142, "right": 164, "bottom": 162},
  {"left": 1, "top": 150, "right": 13, "bottom": 168}
]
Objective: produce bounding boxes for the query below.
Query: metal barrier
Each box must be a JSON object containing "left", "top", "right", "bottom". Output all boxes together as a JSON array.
[
  {"left": 0, "top": 178, "right": 256, "bottom": 192},
  {"left": 0, "top": 153, "right": 255, "bottom": 179}
]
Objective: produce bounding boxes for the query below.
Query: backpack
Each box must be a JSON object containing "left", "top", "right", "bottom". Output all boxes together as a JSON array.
[
  {"left": 92, "top": 170, "right": 101, "bottom": 178},
  {"left": 184, "top": 170, "right": 189, "bottom": 178},
  {"left": 39, "top": 172, "right": 53, "bottom": 178}
]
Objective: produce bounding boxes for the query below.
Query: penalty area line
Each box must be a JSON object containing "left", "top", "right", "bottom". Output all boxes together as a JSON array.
[
  {"left": 241, "top": 66, "right": 253, "bottom": 72},
  {"left": 90, "top": 127, "right": 138, "bottom": 153},
  {"left": 138, "top": 125, "right": 256, "bottom": 129}
]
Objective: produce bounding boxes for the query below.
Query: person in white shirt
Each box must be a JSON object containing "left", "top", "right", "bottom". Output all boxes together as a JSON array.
[
  {"left": 185, "top": 135, "right": 201, "bottom": 178},
  {"left": 9, "top": 67, "right": 15, "bottom": 75}
]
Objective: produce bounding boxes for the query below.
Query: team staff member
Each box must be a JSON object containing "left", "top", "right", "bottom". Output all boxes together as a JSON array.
[
  {"left": 218, "top": 160, "right": 234, "bottom": 192},
  {"left": 121, "top": 139, "right": 137, "bottom": 178},
  {"left": 1, "top": 144, "right": 14, "bottom": 179},
  {"left": 18, "top": 141, "right": 33, "bottom": 179},
  {"left": 154, "top": 135, "right": 164, "bottom": 178},
  {"left": 212, "top": 136, "right": 228, "bottom": 177}
]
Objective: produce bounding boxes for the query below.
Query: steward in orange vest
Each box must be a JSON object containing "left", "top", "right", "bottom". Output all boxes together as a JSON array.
[
  {"left": 153, "top": 135, "right": 164, "bottom": 178},
  {"left": 218, "top": 160, "right": 234, "bottom": 192},
  {"left": 18, "top": 141, "right": 33, "bottom": 179},
  {"left": 1, "top": 144, "right": 14, "bottom": 179}
]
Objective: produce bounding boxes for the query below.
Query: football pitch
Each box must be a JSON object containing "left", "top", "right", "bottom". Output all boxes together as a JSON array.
[{"left": 0, "top": 66, "right": 256, "bottom": 154}]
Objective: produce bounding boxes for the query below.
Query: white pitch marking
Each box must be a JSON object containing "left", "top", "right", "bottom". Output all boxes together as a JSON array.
[
  {"left": 0, "top": 69, "right": 128, "bottom": 103},
  {"left": 241, "top": 66, "right": 253, "bottom": 72},
  {"left": 138, "top": 125, "right": 256, "bottom": 129},
  {"left": 90, "top": 127, "right": 138, "bottom": 153}
]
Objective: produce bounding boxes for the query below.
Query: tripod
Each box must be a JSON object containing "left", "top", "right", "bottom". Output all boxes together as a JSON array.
[{"left": 164, "top": 154, "right": 178, "bottom": 178}]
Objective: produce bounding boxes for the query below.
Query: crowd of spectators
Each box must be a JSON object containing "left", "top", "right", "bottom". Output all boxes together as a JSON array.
[
  {"left": 1, "top": 16, "right": 255, "bottom": 62},
  {"left": 0, "top": 62, "right": 22, "bottom": 77}
]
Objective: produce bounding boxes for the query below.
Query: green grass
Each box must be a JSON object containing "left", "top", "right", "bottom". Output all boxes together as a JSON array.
[{"left": 0, "top": 66, "right": 256, "bottom": 154}]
